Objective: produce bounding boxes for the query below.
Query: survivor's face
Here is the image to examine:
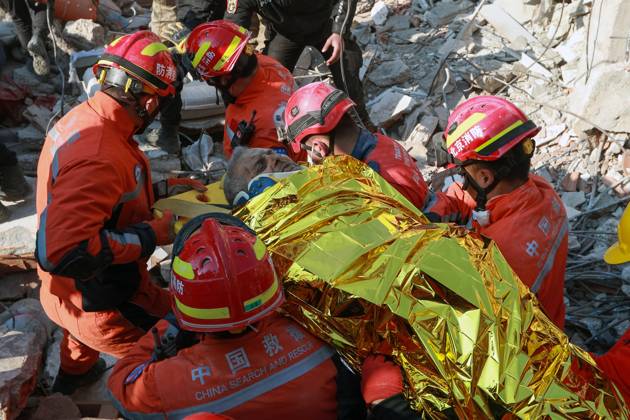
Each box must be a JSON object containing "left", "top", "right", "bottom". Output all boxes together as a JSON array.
[{"left": 234, "top": 148, "right": 302, "bottom": 184}]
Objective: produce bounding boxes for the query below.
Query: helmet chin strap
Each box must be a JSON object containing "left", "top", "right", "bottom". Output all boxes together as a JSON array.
[{"left": 460, "top": 169, "right": 501, "bottom": 212}]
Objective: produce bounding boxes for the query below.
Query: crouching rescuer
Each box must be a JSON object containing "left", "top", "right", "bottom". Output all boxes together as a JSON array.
[
  {"left": 108, "top": 213, "right": 366, "bottom": 419},
  {"left": 423, "top": 96, "right": 568, "bottom": 328},
  {"left": 35, "top": 32, "right": 179, "bottom": 393}
]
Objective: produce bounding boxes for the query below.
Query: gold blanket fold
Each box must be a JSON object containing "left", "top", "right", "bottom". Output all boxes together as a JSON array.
[{"left": 236, "top": 156, "right": 627, "bottom": 419}]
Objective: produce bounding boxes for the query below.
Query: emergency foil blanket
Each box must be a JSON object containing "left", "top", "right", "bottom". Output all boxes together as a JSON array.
[{"left": 235, "top": 156, "right": 628, "bottom": 419}]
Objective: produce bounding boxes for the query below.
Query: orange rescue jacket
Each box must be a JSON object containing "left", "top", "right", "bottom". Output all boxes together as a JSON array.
[
  {"left": 350, "top": 130, "right": 428, "bottom": 210},
  {"left": 223, "top": 55, "right": 305, "bottom": 161},
  {"left": 36, "top": 92, "right": 160, "bottom": 312},
  {"left": 423, "top": 175, "right": 568, "bottom": 328},
  {"left": 109, "top": 314, "right": 340, "bottom": 419}
]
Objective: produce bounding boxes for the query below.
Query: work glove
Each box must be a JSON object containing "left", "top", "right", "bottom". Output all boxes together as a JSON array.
[
  {"left": 154, "top": 177, "right": 208, "bottom": 200},
  {"left": 146, "top": 210, "right": 176, "bottom": 245},
  {"left": 152, "top": 313, "right": 199, "bottom": 361},
  {"left": 361, "top": 355, "right": 404, "bottom": 406}
]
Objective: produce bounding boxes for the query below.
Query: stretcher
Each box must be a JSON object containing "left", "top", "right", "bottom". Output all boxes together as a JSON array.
[{"left": 153, "top": 180, "right": 230, "bottom": 231}]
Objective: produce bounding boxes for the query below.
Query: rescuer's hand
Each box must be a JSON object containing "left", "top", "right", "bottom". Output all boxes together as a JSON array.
[
  {"left": 322, "top": 33, "right": 344, "bottom": 65},
  {"left": 147, "top": 210, "right": 176, "bottom": 245}
]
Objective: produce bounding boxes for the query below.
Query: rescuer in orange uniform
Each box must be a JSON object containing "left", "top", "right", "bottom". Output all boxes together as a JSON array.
[
  {"left": 184, "top": 20, "right": 302, "bottom": 161},
  {"left": 283, "top": 81, "right": 428, "bottom": 210},
  {"left": 35, "top": 32, "right": 184, "bottom": 394},
  {"left": 108, "top": 213, "right": 366, "bottom": 419},
  {"left": 422, "top": 96, "right": 568, "bottom": 328}
]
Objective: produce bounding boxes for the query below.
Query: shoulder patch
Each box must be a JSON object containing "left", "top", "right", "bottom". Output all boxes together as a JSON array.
[{"left": 227, "top": 0, "right": 238, "bottom": 14}]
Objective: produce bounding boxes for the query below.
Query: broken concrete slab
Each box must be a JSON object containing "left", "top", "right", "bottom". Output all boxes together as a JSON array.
[
  {"left": 0, "top": 226, "right": 36, "bottom": 255},
  {"left": 493, "top": 0, "right": 538, "bottom": 24},
  {"left": 24, "top": 104, "right": 53, "bottom": 133},
  {"left": 570, "top": 63, "right": 630, "bottom": 134},
  {"left": 370, "top": 1, "right": 389, "bottom": 26},
  {"left": 30, "top": 393, "right": 81, "bottom": 420},
  {"left": 534, "top": 123, "right": 566, "bottom": 146},
  {"left": 62, "top": 19, "right": 106, "bottom": 50},
  {"left": 584, "top": 0, "right": 630, "bottom": 70},
  {"left": 383, "top": 14, "right": 411, "bottom": 31},
  {"left": 368, "top": 59, "right": 411, "bottom": 87},
  {"left": 0, "top": 330, "right": 43, "bottom": 420},
  {"left": 562, "top": 191, "right": 586, "bottom": 208},
  {"left": 0, "top": 299, "right": 53, "bottom": 420},
  {"left": 12, "top": 66, "right": 56, "bottom": 95},
  {"left": 514, "top": 52, "right": 553, "bottom": 79},
  {"left": 424, "top": 0, "right": 474, "bottom": 28},
  {"left": 367, "top": 89, "right": 417, "bottom": 128},
  {"left": 359, "top": 44, "right": 381, "bottom": 81},
  {"left": 402, "top": 115, "right": 439, "bottom": 167},
  {"left": 480, "top": 3, "right": 543, "bottom": 49}
]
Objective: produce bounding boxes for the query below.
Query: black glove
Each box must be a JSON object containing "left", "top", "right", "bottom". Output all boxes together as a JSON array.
[{"left": 151, "top": 313, "right": 199, "bottom": 361}]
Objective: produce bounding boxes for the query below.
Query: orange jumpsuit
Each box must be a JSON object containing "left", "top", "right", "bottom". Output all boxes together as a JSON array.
[
  {"left": 223, "top": 54, "right": 305, "bottom": 161},
  {"left": 423, "top": 175, "right": 568, "bottom": 328},
  {"left": 35, "top": 91, "right": 171, "bottom": 375},
  {"left": 350, "top": 130, "right": 428, "bottom": 210},
  {"left": 108, "top": 314, "right": 341, "bottom": 419}
]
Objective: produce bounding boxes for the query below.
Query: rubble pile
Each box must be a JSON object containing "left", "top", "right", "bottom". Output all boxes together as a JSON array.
[{"left": 353, "top": 0, "right": 630, "bottom": 352}]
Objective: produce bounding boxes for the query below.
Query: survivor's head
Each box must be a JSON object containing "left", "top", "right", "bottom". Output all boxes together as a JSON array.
[{"left": 224, "top": 147, "right": 302, "bottom": 206}]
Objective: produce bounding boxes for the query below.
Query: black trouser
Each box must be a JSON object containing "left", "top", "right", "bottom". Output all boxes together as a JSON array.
[
  {"left": 0, "top": 143, "right": 18, "bottom": 167},
  {"left": 0, "top": 0, "right": 46, "bottom": 50},
  {"left": 267, "top": 32, "right": 371, "bottom": 126}
]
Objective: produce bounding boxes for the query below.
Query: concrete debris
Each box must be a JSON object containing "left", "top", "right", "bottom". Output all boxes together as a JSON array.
[
  {"left": 0, "top": 226, "right": 35, "bottom": 255},
  {"left": 359, "top": 45, "right": 381, "bottom": 81},
  {"left": 41, "top": 328, "right": 64, "bottom": 394},
  {"left": 0, "top": 299, "right": 53, "bottom": 420},
  {"left": 62, "top": 19, "right": 106, "bottom": 50},
  {"left": 401, "top": 115, "right": 439, "bottom": 167},
  {"left": 23, "top": 105, "right": 52, "bottom": 134},
  {"left": 534, "top": 123, "right": 566, "bottom": 146},
  {"left": 370, "top": 1, "right": 389, "bottom": 26},
  {"left": 424, "top": 0, "right": 474, "bottom": 28},
  {"left": 367, "top": 89, "right": 417, "bottom": 128},
  {"left": 30, "top": 393, "right": 81, "bottom": 420},
  {"left": 479, "top": 3, "right": 542, "bottom": 49},
  {"left": 562, "top": 191, "right": 587, "bottom": 208},
  {"left": 368, "top": 59, "right": 411, "bottom": 87},
  {"left": 12, "top": 67, "right": 56, "bottom": 95},
  {"left": 569, "top": 63, "right": 630, "bottom": 134}
]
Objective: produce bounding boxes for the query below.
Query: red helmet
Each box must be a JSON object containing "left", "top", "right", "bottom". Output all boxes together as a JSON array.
[
  {"left": 444, "top": 96, "right": 540, "bottom": 163},
  {"left": 93, "top": 31, "right": 176, "bottom": 97},
  {"left": 185, "top": 20, "right": 251, "bottom": 80},
  {"left": 170, "top": 213, "right": 284, "bottom": 333},
  {"left": 284, "top": 82, "right": 355, "bottom": 154}
]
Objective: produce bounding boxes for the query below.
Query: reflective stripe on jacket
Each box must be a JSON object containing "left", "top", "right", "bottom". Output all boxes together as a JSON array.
[
  {"left": 36, "top": 91, "right": 157, "bottom": 312},
  {"left": 108, "top": 314, "right": 339, "bottom": 420}
]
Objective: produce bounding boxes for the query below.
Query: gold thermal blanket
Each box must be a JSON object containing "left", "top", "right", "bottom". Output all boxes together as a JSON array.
[{"left": 235, "top": 156, "right": 627, "bottom": 419}]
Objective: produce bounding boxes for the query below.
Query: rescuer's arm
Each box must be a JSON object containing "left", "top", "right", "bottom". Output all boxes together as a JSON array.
[
  {"left": 108, "top": 322, "right": 167, "bottom": 415},
  {"left": 36, "top": 159, "right": 172, "bottom": 280},
  {"left": 224, "top": 0, "right": 256, "bottom": 29}
]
